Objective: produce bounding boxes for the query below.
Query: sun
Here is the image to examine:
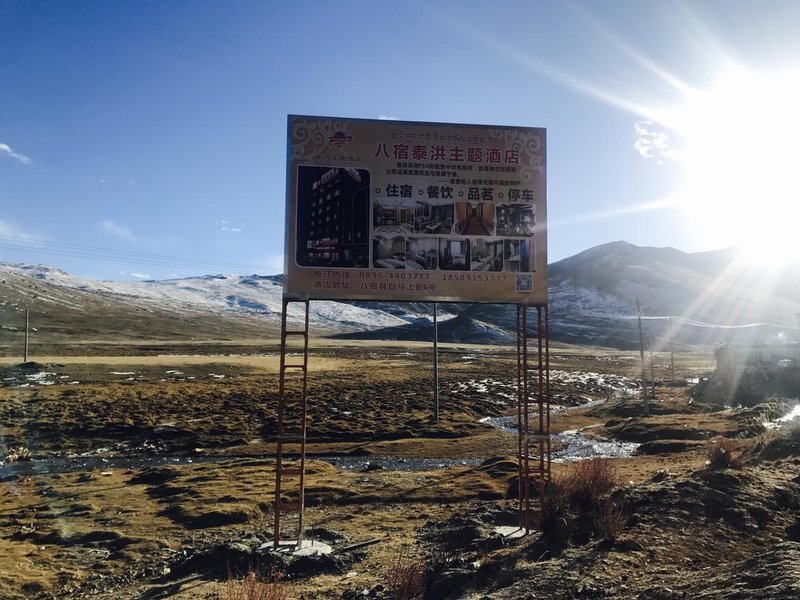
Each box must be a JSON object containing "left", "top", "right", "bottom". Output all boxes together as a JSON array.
[{"left": 664, "top": 68, "right": 800, "bottom": 266}]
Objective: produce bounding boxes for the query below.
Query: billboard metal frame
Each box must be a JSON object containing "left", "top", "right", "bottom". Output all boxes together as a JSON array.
[
  {"left": 274, "top": 114, "right": 549, "bottom": 547},
  {"left": 272, "top": 298, "right": 551, "bottom": 548}
]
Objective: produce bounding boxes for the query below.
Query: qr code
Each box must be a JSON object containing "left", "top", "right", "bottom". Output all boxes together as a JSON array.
[{"left": 515, "top": 273, "right": 533, "bottom": 293}]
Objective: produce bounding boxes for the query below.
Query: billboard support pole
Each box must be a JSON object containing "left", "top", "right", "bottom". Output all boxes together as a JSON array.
[
  {"left": 433, "top": 302, "right": 439, "bottom": 423},
  {"left": 274, "top": 296, "right": 310, "bottom": 550},
  {"left": 516, "top": 303, "right": 551, "bottom": 532}
]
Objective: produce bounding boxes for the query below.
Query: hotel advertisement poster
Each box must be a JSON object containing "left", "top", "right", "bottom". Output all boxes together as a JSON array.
[{"left": 284, "top": 115, "right": 547, "bottom": 304}]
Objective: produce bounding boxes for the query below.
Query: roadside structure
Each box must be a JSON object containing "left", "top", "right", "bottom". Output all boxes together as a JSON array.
[
  {"left": 711, "top": 342, "right": 800, "bottom": 404},
  {"left": 274, "top": 115, "right": 550, "bottom": 549}
]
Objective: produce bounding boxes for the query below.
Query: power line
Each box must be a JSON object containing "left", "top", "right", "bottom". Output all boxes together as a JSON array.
[
  {"left": 0, "top": 235, "right": 262, "bottom": 268},
  {"left": 0, "top": 236, "right": 270, "bottom": 273},
  {"left": 590, "top": 311, "right": 793, "bottom": 329}
]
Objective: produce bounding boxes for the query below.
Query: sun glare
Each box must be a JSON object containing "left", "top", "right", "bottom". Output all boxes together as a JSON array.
[{"left": 665, "top": 68, "right": 800, "bottom": 266}]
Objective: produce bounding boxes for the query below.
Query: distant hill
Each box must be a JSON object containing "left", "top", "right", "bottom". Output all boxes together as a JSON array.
[
  {"left": 0, "top": 264, "right": 447, "bottom": 347},
  {"left": 1, "top": 242, "right": 798, "bottom": 350},
  {"left": 335, "top": 241, "right": 799, "bottom": 348},
  {"left": 546, "top": 241, "right": 799, "bottom": 347}
]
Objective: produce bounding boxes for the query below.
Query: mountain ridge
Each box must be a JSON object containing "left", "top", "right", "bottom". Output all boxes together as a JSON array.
[{"left": 1, "top": 242, "right": 798, "bottom": 349}]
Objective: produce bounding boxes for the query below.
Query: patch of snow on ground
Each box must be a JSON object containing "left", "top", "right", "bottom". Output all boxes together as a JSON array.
[
  {"left": 777, "top": 403, "right": 800, "bottom": 424},
  {"left": 25, "top": 372, "right": 56, "bottom": 385},
  {"left": 552, "top": 427, "right": 640, "bottom": 461},
  {"left": 0, "top": 263, "right": 454, "bottom": 333},
  {"left": 479, "top": 418, "right": 639, "bottom": 461},
  {"left": 494, "top": 526, "right": 527, "bottom": 539}
]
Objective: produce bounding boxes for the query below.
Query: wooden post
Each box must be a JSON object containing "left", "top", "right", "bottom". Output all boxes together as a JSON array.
[
  {"left": 670, "top": 342, "right": 675, "bottom": 374},
  {"left": 636, "top": 299, "right": 649, "bottom": 414},
  {"left": 24, "top": 308, "right": 29, "bottom": 363},
  {"left": 649, "top": 346, "right": 656, "bottom": 399}
]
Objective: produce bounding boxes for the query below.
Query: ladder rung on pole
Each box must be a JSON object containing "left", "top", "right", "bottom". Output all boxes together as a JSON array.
[
  {"left": 277, "top": 467, "right": 303, "bottom": 476},
  {"left": 277, "top": 500, "right": 302, "bottom": 513}
]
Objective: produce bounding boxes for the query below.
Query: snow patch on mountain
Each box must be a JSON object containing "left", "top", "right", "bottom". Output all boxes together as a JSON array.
[{"left": 0, "top": 263, "right": 449, "bottom": 333}]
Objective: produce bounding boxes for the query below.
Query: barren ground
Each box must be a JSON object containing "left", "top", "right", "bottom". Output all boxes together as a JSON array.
[{"left": 1, "top": 341, "right": 798, "bottom": 599}]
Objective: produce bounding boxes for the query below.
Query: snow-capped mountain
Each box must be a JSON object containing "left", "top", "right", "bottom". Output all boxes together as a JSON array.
[
  {"left": 546, "top": 241, "right": 800, "bottom": 346},
  {"left": 0, "top": 264, "right": 450, "bottom": 344},
  {"left": 334, "top": 242, "right": 800, "bottom": 347},
  {"left": 1, "top": 242, "right": 798, "bottom": 349}
]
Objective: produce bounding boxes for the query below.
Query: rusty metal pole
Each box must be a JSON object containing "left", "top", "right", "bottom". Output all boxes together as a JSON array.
[
  {"left": 522, "top": 307, "right": 531, "bottom": 530},
  {"left": 537, "top": 306, "right": 544, "bottom": 482},
  {"left": 274, "top": 301, "right": 288, "bottom": 548},
  {"left": 297, "top": 300, "right": 309, "bottom": 547},
  {"left": 433, "top": 302, "right": 439, "bottom": 423},
  {"left": 516, "top": 305, "right": 524, "bottom": 528},
  {"left": 544, "top": 303, "right": 551, "bottom": 480}
]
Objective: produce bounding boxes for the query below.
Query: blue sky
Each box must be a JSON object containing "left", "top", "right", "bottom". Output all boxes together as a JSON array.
[{"left": 2, "top": 0, "right": 799, "bottom": 280}]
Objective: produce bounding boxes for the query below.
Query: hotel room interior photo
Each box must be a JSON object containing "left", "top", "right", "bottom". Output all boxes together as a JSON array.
[
  {"left": 372, "top": 235, "right": 407, "bottom": 269},
  {"left": 414, "top": 200, "right": 454, "bottom": 234},
  {"left": 470, "top": 238, "right": 503, "bottom": 271},
  {"left": 454, "top": 202, "right": 496, "bottom": 236},
  {"left": 406, "top": 237, "right": 438, "bottom": 270},
  {"left": 438, "top": 238, "right": 470, "bottom": 271},
  {"left": 503, "top": 238, "right": 533, "bottom": 272},
  {"left": 496, "top": 203, "right": 535, "bottom": 236},
  {"left": 373, "top": 198, "right": 415, "bottom": 235}
]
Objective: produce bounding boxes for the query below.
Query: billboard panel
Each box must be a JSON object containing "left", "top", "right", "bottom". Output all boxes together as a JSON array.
[{"left": 284, "top": 115, "right": 546, "bottom": 304}]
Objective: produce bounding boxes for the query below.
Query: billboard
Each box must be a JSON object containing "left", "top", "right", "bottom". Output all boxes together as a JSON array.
[{"left": 284, "top": 115, "right": 546, "bottom": 304}]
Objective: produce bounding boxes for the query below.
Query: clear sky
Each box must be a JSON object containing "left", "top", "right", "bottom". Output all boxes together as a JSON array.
[{"left": 2, "top": 0, "right": 799, "bottom": 280}]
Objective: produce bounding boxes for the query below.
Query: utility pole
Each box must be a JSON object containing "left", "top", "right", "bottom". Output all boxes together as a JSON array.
[
  {"left": 670, "top": 341, "right": 675, "bottom": 376},
  {"left": 669, "top": 317, "right": 675, "bottom": 376},
  {"left": 24, "top": 308, "right": 29, "bottom": 363},
  {"left": 649, "top": 345, "right": 656, "bottom": 399},
  {"left": 636, "top": 298, "right": 649, "bottom": 414},
  {"left": 433, "top": 302, "right": 439, "bottom": 423}
]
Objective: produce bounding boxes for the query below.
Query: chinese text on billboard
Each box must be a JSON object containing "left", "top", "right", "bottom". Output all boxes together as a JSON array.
[{"left": 284, "top": 115, "right": 546, "bottom": 304}]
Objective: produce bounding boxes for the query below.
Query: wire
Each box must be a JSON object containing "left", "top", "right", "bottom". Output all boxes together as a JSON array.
[
  {"left": 0, "top": 235, "right": 270, "bottom": 273},
  {"left": 578, "top": 311, "right": 793, "bottom": 330}
]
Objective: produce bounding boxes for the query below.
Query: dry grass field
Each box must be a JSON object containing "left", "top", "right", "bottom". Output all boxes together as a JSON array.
[{"left": 1, "top": 341, "right": 799, "bottom": 599}]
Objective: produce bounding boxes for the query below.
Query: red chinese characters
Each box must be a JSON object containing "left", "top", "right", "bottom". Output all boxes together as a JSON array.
[{"left": 374, "top": 143, "right": 525, "bottom": 165}]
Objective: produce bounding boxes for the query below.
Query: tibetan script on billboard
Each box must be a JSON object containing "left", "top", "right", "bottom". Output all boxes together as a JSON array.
[{"left": 284, "top": 115, "right": 547, "bottom": 304}]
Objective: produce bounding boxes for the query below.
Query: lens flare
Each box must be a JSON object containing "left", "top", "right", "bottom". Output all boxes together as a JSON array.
[{"left": 667, "top": 68, "right": 800, "bottom": 265}]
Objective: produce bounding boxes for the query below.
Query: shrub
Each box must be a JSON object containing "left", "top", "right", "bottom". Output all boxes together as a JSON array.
[
  {"left": 386, "top": 551, "right": 426, "bottom": 600},
  {"left": 537, "top": 478, "right": 570, "bottom": 535},
  {"left": 4, "top": 446, "right": 31, "bottom": 462},
  {"left": 224, "top": 569, "right": 287, "bottom": 600},
  {"left": 594, "top": 499, "right": 625, "bottom": 542},
  {"left": 565, "top": 456, "right": 617, "bottom": 512},
  {"left": 706, "top": 437, "right": 744, "bottom": 469}
]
